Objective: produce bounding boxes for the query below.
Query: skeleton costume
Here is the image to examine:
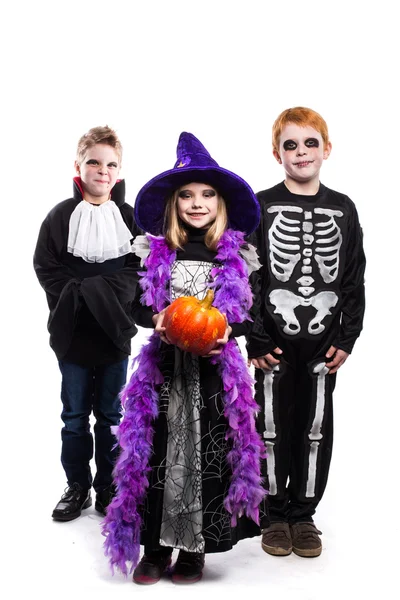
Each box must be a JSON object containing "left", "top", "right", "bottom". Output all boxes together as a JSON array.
[
  {"left": 247, "top": 181, "right": 366, "bottom": 523},
  {"left": 102, "top": 133, "right": 268, "bottom": 575}
]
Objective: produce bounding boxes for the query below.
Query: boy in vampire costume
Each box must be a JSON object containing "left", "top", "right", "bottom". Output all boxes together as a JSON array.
[{"left": 34, "top": 126, "right": 140, "bottom": 521}]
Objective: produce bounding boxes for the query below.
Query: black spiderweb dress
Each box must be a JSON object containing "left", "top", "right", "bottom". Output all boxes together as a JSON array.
[{"left": 132, "top": 228, "right": 269, "bottom": 555}]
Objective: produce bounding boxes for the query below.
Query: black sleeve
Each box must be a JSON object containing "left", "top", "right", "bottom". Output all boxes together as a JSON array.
[
  {"left": 33, "top": 217, "right": 80, "bottom": 305},
  {"left": 230, "top": 322, "right": 250, "bottom": 338},
  {"left": 33, "top": 215, "right": 82, "bottom": 356},
  {"left": 333, "top": 202, "right": 366, "bottom": 353},
  {"left": 79, "top": 250, "right": 141, "bottom": 345},
  {"left": 244, "top": 212, "right": 278, "bottom": 358},
  {"left": 81, "top": 251, "right": 140, "bottom": 304},
  {"left": 245, "top": 266, "right": 278, "bottom": 358}
]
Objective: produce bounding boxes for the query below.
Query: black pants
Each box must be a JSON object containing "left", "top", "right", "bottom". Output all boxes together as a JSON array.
[
  {"left": 58, "top": 359, "right": 128, "bottom": 491},
  {"left": 255, "top": 339, "right": 336, "bottom": 523}
]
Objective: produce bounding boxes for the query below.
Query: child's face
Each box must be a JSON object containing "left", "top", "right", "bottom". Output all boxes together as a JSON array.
[
  {"left": 177, "top": 182, "right": 219, "bottom": 229},
  {"left": 75, "top": 143, "right": 120, "bottom": 203},
  {"left": 274, "top": 124, "right": 331, "bottom": 184}
]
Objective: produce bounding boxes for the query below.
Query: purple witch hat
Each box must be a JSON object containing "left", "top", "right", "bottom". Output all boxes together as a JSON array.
[{"left": 134, "top": 132, "right": 260, "bottom": 235}]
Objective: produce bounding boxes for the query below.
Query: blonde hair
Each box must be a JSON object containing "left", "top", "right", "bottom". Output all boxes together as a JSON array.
[
  {"left": 272, "top": 107, "right": 330, "bottom": 152},
  {"left": 164, "top": 187, "right": 228, "bottom": 250},
  {"left": 76, "top": 125, "right": 122, "bottom": 164}
]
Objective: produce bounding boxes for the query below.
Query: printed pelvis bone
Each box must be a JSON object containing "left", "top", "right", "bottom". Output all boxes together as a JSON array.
[{"left": 270, "top": 289, "right": 338, "bottom": 335}]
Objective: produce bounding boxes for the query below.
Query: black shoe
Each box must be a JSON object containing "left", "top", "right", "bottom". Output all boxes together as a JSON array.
[
  {"left": 172, "top": 550, "right": 205, "bottom": 584},
  {"left": 52, "top": 483, "right": 92, "bottom": 522},
  {"left": 133, "top": 550, "right": 173, "bottom": 585},
  {"left": 95, "top": 484, "right": 116, "bottom": 516}
]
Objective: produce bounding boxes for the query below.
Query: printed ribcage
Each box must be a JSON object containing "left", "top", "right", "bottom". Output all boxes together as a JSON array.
[
  {"left": 267, "top": 205, "right": 344, "bottom": 336},
  {"left": 314, "top": 208, "right": 343, "bottom": 284},
  {"left": 268, "top": 205, "right": 343, "bottom": 288},
  {"left": 268, "top": 206, "right": 302, "bottom": 283}
]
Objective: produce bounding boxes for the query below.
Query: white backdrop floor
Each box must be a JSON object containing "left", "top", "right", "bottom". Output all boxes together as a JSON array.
[
  {"left": 7, "top": 491, "right": 396, "bottom": 600},
  {"left": 6, "top": 331, "right": 398, "bottom": 600}
]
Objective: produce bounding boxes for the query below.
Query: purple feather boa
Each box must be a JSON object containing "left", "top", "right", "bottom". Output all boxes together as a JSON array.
[{"left": 102, "top": 229, "right": 266, "bottom": 575}]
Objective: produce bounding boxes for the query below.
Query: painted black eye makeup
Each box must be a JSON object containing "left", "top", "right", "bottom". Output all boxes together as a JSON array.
[
  {"left": 179, "top": 188, "right": 216, "bottom": 197},
  {"left": 108, "top": 162, "right": 118, "bottom": 168},
  {"left": 86, "top": 159, "right": 99, "bottom": 165},
  {"left": 305, "top": 138, "right": 319, "bottom": 148},
  {"left": 283, "top": 140, "right": 297, "bottom": 151},
  {"left": 178, "top": 190, "right": 192, "bottom": 198}
]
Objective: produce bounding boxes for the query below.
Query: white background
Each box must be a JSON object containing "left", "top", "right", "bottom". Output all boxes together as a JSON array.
[{"left": 2, "top": 1, "right": 399, "bottom": 599}]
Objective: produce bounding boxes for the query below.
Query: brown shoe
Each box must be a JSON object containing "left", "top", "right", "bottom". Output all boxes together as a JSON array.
[
  {"left": 290, "top": 522, "right": 322, "bottom": 557},
  {"left": 261, "top": 522, "right": 292, "bottom": 556}
]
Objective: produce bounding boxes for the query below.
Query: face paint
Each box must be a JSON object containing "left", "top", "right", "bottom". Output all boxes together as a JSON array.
[
  {"left": 277, "top": 124, "right": 330, "bottom": 187},
  {"left": 283, "top": 139, "right": 298, "bottom": 151},
  {"left": 304, "top": 138, "right": 319, "bottom": 148},
  {"left": 178, "top": 188, "right": 217, "bottom": 199},
  {"left": 76, "top": 143, "right": 121, "bottom": 204},
  {"left": 283, "top": 138, "right": 320, "bottom": 152}
]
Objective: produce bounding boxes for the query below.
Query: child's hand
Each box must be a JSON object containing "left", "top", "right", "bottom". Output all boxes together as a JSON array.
[
  {"left": 325, "top": 346, "right": 349, "bottom": 374},
  {"left": 204, "top": 315, "right": 232, "bottom": 356},
  {"left": 249, "top": 347, "right": 282, "bottom": 370},
  {"left": 152, "top": 309, "right": 171, "bottom": 344}
]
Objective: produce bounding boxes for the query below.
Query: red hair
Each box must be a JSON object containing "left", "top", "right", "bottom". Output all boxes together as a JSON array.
[{"left": 272, "top": 107, "right": 329, "bottom": 152}]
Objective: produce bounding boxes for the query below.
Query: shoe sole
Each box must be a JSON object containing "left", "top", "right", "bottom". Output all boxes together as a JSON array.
[
  {"left": 262, "top": 542, "right": 292, "bottom": 556},
  {"left": 171, "top": 572, "right": 203, "bottom": 584},
  {"left": 292, "top": 546, "right": 322, "bottom": 558},
  {"left": 52, "top": 497, "right": 92, "bottom": 521},
  {"left": 133, "top": 558, "right": 172, "bottom": 585},
  {"left": 133, "top": 575, "right": 162, "bottom": 585}
]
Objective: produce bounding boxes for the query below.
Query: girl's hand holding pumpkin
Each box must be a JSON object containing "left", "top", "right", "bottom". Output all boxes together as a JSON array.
[
  {"left": 152, "top": 309, "right": 171, "bottom": 344},
  {"left": 203, "top": 315, "right": 232, "bottom": 357}
]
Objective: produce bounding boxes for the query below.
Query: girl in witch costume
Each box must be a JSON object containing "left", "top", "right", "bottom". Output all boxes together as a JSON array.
[{"left": 102, "top": 132, "right": 268, "bottom": 584}]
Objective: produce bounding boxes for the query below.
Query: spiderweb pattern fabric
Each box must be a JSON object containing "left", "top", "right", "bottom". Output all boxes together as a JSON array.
[
  {"left": 140, "top": 257, "right": 268, "bottom": 553},
  {"left": 159, "top": 259, "right": 216, "bottom": 552}
]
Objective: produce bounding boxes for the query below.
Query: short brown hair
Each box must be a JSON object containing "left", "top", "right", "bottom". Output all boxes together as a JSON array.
[
  {"left": 272, "top": 107, "right": 329, "bottom": 153},
  {"left": 164, "top": 187, "right": 228, "bottom": 251},
  {"left": 76, "top": 125, "right": 122, "bottom": 163}
]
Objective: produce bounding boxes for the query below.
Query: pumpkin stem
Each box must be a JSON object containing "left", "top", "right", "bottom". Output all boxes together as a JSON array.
[{"left": 200, "top": 289, "right": 214, "bottom": 309}]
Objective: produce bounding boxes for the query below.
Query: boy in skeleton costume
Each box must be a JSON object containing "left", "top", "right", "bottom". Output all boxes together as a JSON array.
[{"left": 247, "top": 107, "right": 366, "bottom": 558}]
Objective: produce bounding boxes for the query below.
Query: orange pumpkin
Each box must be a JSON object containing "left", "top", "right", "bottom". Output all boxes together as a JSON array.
[{"left": 163, "top": 289, "right": 226, "bottom": 355}]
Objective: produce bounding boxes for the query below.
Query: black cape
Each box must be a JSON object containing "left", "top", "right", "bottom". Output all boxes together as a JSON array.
[{"left": 33, "top": 179, "right": 141, "bottom": 363}]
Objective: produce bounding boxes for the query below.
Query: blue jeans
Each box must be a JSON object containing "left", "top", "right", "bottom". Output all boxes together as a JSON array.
[{"left": 58, "top": 359, "right": 128, "bottom": 491}]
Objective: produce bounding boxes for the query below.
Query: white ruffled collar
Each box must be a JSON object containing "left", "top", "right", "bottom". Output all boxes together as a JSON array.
[{"left": 67, "top": 200, "right": 133, "bottom": 263}]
